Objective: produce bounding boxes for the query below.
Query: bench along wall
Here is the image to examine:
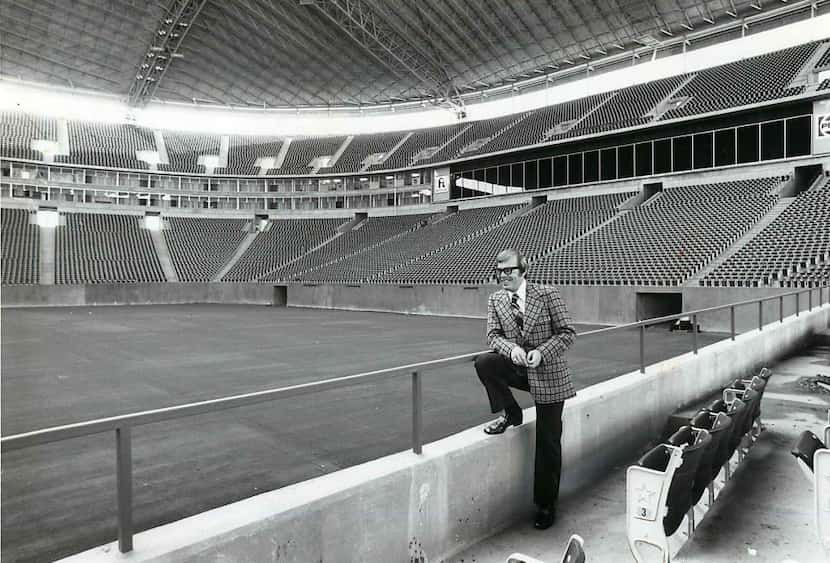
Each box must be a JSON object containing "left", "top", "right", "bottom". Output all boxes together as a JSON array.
[{"left": 60, "top": 303, "right": 829, "bottom": 563}]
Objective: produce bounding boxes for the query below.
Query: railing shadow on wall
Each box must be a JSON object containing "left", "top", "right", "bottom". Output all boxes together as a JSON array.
[{"left": 1, "top": 285, "right": 828, "bottom": 554}]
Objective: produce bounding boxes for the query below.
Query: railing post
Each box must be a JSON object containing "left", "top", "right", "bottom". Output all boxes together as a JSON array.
[
  {"left": 692, "top": 314, "right": 698, "bottom": 354},
  {"left": 116, "top": 426, "right": 133, "bottom": 553},
  {"left": 411, "top": 370, "right": 422, "bottom": 455},
  {"left": 796, "top": 292, "right": 800, "bottom": 316},
  {"left": 779, "top": 295, "right": 783, "bottom": 323},
  {"left": 758, "top": 300, "right": 763, "bottom": 331},
  {"left": 730, "top": 306, "right": 735, "bottom": 341},
  {"left": 638, "top": 325, "right": 645, "bottom": 373}
]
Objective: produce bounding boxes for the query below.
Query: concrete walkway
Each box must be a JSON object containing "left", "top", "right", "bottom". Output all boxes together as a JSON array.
[{"left": 450, "top": 341, "right": 830, "bottom": 563}]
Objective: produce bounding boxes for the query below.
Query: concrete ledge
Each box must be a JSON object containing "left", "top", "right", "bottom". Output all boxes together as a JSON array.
[
  {"left": 1, "top": 283, "right": 278, "bottom": 307},
  {"left": 60, "top": 305, "right": 829, "bottom": 563}
]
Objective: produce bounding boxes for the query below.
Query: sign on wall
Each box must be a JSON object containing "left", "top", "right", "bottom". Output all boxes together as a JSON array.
[
  {"left": 813, "top": 99, "right": 830, "bottom": 155},
  {"left": 433, "top": 167, "right": 450, "bottom": 201}
]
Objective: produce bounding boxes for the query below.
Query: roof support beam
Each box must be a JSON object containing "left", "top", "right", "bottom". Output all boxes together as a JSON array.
[
  {"left": 128, "top": 0, "right": 207, "bottom": 107},
  {"left": 306, "top": 0, "right": 462, "bottom": 110}
]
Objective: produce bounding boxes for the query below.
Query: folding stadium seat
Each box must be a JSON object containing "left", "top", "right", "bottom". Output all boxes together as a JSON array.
[
  {"left": 690, "top": 410, "right": 732, "bottom": 486},
  {"left": 626, "top": 443, "right": 685, "bottom": 563},
  {"left": 506, "top": 534, "right": 585, "bottom": 563},
  {"left": 705, "top": 398, "right": 749, "bottom": 474},
  {"left": 663, "top": 426, "right": 711, "bottom": 536}
]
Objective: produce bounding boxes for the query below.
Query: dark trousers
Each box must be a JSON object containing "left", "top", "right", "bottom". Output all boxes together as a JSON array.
[{"left": 474, "top": 351, "right": 564, "bottom": 509}]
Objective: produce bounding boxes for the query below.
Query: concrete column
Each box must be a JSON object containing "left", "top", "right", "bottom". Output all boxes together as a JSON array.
[{"left": 39, "top": 224, "right": 56, "bottom": 285}]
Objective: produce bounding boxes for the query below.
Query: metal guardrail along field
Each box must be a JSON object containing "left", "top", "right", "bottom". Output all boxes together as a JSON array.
[{"left": 2, "top": 285, "right": 828, "bottom": 553}]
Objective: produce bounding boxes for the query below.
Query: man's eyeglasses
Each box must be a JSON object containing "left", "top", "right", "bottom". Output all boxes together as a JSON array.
[{"left": 494, "top": 266, "right": 521, "bottom": 275}]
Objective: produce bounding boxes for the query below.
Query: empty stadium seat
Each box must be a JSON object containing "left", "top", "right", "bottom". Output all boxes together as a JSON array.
[
  {"left": 663, "top": 426, "right": 711, "bottom": 536},
  {"left": 790, "top": 411, "right": 830, "bottom": 557},
  {"left": 506, "top": 534, "right": 585, "bottom": 563},
  {"left": 690, "top": 410, "right": 732, "bottom": 485},
  {"left": 626, "top": 443, "right": 685, "bottom": 563}
]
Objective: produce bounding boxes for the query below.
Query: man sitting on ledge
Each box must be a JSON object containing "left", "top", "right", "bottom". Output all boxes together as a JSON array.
[{"left": 474, "top": 248, "right": 577, "bottom": 530}]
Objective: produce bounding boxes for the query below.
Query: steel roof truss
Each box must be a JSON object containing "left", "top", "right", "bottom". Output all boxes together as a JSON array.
[{"left": 128, "top": 0, "right": 207, "bottom": 107}]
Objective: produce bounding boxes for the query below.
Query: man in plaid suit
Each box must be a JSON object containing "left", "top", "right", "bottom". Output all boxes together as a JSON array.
[{"left": 475, "top": 248, "right": 576, "bottom": 530}]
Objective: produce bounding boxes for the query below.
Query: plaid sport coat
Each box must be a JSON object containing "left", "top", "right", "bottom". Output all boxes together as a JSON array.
[{"left": 487, "top": 282, "right": 577, "bottom": 404}]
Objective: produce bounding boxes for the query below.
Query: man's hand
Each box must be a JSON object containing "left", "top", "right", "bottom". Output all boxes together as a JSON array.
[
  {"left": 510, "top": 345, "right": 528, "bottom": 366},
  {"left": 526, "top": 349, "right": 542, "bottom": 368}
]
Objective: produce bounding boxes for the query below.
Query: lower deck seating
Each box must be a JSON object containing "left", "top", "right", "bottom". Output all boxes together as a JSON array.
[
  {"left": 704, "top": 176, "right": 830, "bottom": 288},
  {"left": 55, "top": 212, "right": 165, "bottom": 284},
  {"left": 626, "top": 368, "right": 771, "bottom": 562},
  {"left": 164, "top": 217, "right": 248, "bottom": 282},
  {"left": 221, "top": 217, "right": 343, "bottom": 281},
  {"left": 1, "top": 208, "right": 39, "bottom": 284},
  {"left": 533, "top": 177, "right": 781, "bottom": 286}
]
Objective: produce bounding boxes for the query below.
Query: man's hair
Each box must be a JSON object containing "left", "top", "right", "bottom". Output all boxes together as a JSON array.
[{"left": 496, "top": 248, "right": 528, "bottom": 273}]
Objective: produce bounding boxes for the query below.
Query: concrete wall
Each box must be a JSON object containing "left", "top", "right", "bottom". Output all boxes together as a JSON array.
[
  {"left": 288, "top": 283, "right": 810, "bottom": 327},
  {"left": 61, "top": 303, "right": 830, "bottom": 563},
  {"left": 682, "top": 286, "right": 828, "bottom": 332},
  {"left": 1, "top": 283, "right": 277, "bottom": 308},
  {"left": 287, "top": 283, "right": 648, "bottom": 325}
]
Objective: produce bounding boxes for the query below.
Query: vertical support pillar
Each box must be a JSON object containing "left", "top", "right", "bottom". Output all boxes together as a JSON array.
[
  {"left": 779, "top": 295, "right": 784, "bottom": 323},
  {"left": 412, "top": 371, "right": 422, "bottom": 454},
  {"left": 639, "top": 325, "right": 646, "bottom": 373},
  {"left": 730, "top": 306, "right": 735, "bottom": 340},
  {"left": 116, "top": 426, "right": 134, "bottom": 553},
  {"left": 692, "top": 314, "right": 698, "bottom": 354},
  {"left": 758, "top": 301, "right": 763, "bottom": 331}
]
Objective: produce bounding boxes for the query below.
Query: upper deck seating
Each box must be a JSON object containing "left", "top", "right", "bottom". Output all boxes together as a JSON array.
[
  {"left": 418, "top": 113, "right": 532, "bottom": 164},
  {"left": 814, "top": 46, "right": 830, "bottom": 70},
  {"left": 263, "top": 213, "right": 433, "bottom": 281},
  {"left": 530, "top": 177, "right": 781, "bottom": 286},
  {"left": 704, "top": 177, "right": 830, "bottom": 287},
  {"left": 379, "top": 192, "right": 632, "bottom": 284},
  {"left": 159, "top": 131, "right": 221, "bottom": 174},
  {"left": 221, "top": 217, "right": 342, "bottom": 281},
  {"left": 59, "top": 121, "right": 156, "bottom": 170},
  {"left": 485, "top": 92, "right": 613, "bottom": 153},
  {"left": 223, "top": 135, "right": 284, "bottom": 175},
  {"left": 55, "top": 212, "right": 165, "bottom": 284},
  {"left": 295, "top": 205, "right": 519, "bottom": 283},
  {"left": 325, "top": 131, "right": 408, "bottom": 173},
  {"left": 369, "top": 123, "right": 467, "bottom": 170},
  {"left": 1, "top": 208, "right": 39, "bottom": 284},
  {"left": 661, "top": 42, "right": 819, "bottom": 120},
  {"left": 163, "top": 217, "right": 248, "bottom": 282},
  {"left": 277, "top": 136, "right": 347, "bottom": 175},
  {"left": 555, "top": 75, "right": 689, "bottom": 139},
  {"left": 0, "top": 111, "right": 58, "bottom": 161}
]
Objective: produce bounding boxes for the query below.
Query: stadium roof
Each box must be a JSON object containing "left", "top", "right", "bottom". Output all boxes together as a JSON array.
[{"left": 0, "top": 0, "right": 826, "bottom": 111}]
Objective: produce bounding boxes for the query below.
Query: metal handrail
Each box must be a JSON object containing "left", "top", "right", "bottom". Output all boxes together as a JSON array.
[{"left": 2, "top": 284, "right": 827, "bottom": 553}]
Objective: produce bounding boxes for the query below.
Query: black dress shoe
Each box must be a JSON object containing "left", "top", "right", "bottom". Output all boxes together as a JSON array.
[
  {"left": 483, "top": 414, "right": 521, "bottom": 435},
  {"left": 534, "top": 507, "right": 556, "bottom": 530}
]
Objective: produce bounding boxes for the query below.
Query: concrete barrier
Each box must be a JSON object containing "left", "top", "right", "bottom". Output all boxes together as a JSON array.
[
  {"left": 60, "top": 303, "right": 829, "bottom": 563},
  {"left": 1, "top": 283, "right": 277, "bottom": 307}
]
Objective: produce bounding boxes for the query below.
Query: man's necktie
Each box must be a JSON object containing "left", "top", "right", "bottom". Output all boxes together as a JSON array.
[{"left": 511, "top": 293, "right": 524, "bottom": 330}]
